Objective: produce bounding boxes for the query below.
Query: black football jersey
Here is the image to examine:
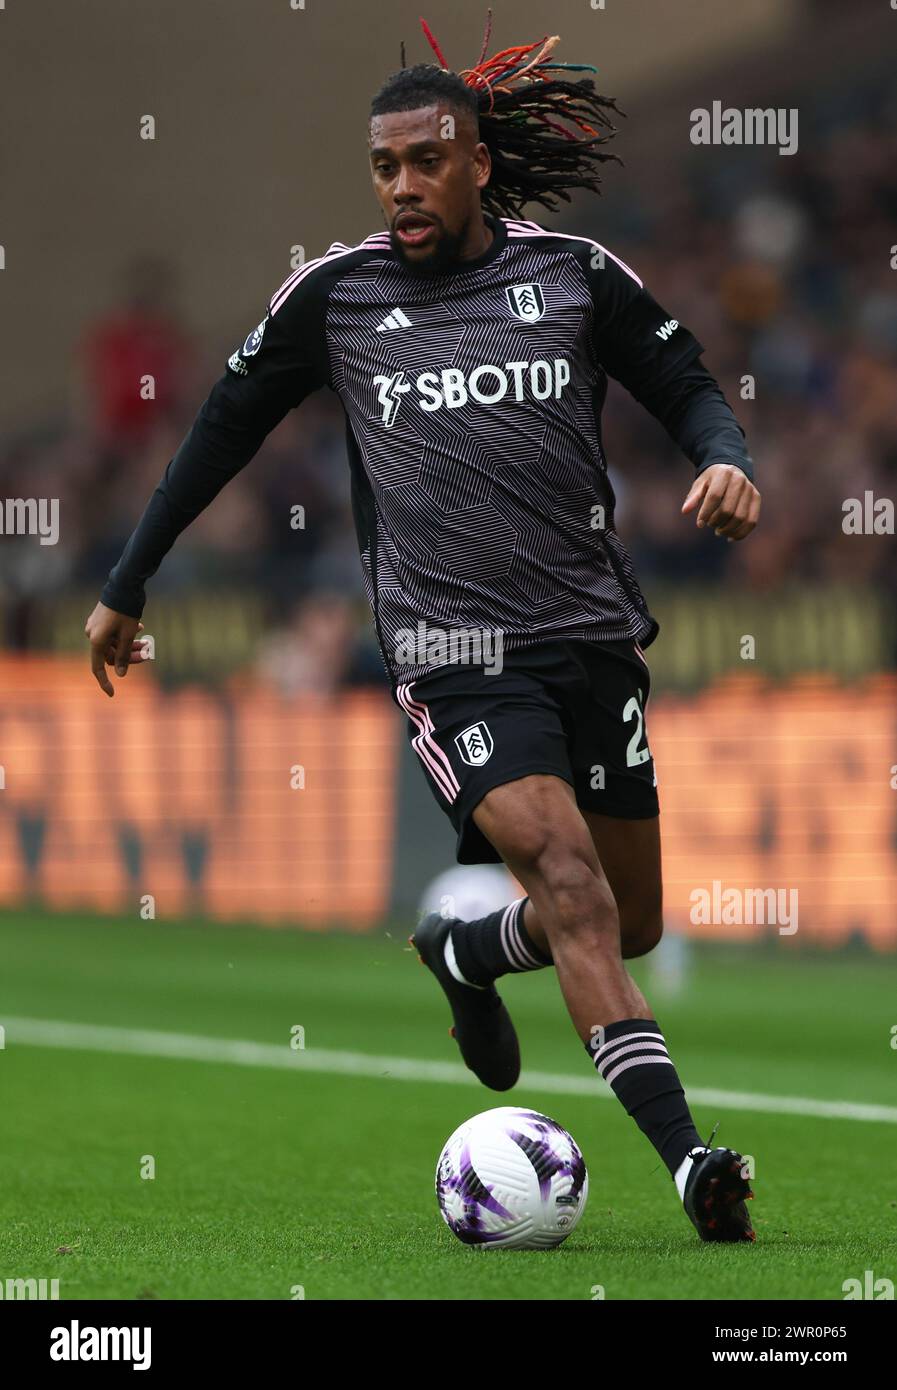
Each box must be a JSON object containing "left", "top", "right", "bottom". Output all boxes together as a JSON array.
[{"left": 103, "top": 212, "right": 751, "bottom": 685}]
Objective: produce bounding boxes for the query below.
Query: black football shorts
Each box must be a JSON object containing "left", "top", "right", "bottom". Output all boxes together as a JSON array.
[{"left": 394, "top": 637, "right": 659, "bottom": 864}]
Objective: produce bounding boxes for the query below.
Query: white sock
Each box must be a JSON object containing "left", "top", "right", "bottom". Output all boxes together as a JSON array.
[
  {"left": 443, "top": 931, "right": 487, "bottom": 989},
  {"left": 674, "top": 1147, "right": 710, "bottom": 1201}
]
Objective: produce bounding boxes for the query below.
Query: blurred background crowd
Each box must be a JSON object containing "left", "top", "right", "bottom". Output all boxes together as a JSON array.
[{"left": 1, "top": 15, "right": 894, "bottom": 693}]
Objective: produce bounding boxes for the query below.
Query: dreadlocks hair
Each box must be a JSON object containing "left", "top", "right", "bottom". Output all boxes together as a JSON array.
[{"left": 369, "top": 11, "right": 624, "bottom": 220}]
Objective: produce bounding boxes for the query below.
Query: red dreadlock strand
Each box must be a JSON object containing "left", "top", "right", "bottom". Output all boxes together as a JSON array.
[
  {"left": 419, "top": 17, "right": 450, "bottom": 70},
  {"left": 474, "top": 8, "right": 493, "bottom": 69},
  {"left": 460, "top": 42, "right": 547, "bottom": 114}
]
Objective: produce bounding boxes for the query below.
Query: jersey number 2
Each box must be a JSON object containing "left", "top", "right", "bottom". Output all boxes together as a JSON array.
[{"left": 623, "top": 690, "right": 650, "bottom": 766}]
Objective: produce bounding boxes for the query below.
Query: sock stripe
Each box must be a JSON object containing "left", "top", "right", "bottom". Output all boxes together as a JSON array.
[
  {"left": 499, "top": 899, "right": 532, "bottom": 971},
  {"left": 593, "top": 1030, "right": 666, "bottom": 1065},
  {"left": 603, "top": 1053, "right": 676, "bottom": 1087},
  {"left": 596, "top": 1039, "right": 669, "bottom": 1068},
  {"left": 499, "top": 901, "right": 523, "bottom": 969},
  {"left": 504, "top": 898, "right": 543, "bottom": 971}
]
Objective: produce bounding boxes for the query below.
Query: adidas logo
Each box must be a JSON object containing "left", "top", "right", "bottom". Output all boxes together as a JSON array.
[{"left": 376, "top": 308, "right": 413, "bottom": 333}]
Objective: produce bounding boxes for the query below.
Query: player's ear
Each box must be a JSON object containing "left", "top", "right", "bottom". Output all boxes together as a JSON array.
[{"left": 474, "top": 142, "right": 491, "bottom": 189}]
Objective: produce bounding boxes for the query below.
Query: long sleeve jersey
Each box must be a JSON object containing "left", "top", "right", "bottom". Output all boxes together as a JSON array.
[{"left": 102, "top": 212, "right": 752, "bottom": 685}]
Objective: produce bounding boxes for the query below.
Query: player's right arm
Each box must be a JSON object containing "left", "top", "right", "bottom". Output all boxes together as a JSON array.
[{"left": 85, "top": 263, "right": 331, "bottom": 695}]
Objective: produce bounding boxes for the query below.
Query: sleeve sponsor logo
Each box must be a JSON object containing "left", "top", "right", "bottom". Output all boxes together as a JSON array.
[
  {"left": 227, "top": 314, "right": 269, "bottom": 375},
  {"left": 242, "top": 316, "right": 268, "bottom": 357}
]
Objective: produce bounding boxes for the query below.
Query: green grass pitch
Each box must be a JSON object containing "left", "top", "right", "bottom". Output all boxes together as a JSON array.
[{"left": 1, "top": 910, "right": 895, "bottom": 1300}]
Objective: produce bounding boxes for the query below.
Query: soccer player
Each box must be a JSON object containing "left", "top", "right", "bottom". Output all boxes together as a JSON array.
[{"left": 85, "top": 24, "right": 760, "bottom": 1242}]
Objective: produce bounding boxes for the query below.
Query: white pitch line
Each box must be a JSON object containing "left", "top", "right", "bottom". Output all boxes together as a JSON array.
[{"left": 4, "top": 1015, "right": 897, "bottom": 1125}]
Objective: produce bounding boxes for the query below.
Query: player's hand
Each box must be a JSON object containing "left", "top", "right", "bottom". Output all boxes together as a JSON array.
[
  {"left": 84, "top": 602, "right": 145, "bottom": 697},
  {"left": 681, "top": 463, "right": 761, "bottom": 541}
]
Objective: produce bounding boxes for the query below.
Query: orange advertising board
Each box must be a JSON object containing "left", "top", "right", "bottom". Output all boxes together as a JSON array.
[
  {"left": 0, "top": 658, "right": 398, "bottom": 927},
  {"left": 0, "top": 659, "right": 893, "bottom": 944},
  {"left": 653, "top": 673, "right": 896, "bottom": 948}
]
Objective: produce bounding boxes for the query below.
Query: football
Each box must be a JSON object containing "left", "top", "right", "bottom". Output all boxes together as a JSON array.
[{"left": 436, "top": 1107, "right": 589, "bottom": 1250}]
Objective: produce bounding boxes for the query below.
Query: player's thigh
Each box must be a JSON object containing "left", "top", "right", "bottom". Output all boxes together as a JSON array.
[
  {"left": 582, "top": 810, "right": 663, "bottom": 958},
  {"left": 397, "top": 658, "right": 573, "bottom": 866}
]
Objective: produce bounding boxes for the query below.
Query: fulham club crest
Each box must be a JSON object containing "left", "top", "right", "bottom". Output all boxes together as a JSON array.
[
  {"left": 506, "top": 283, "right": 545, "bottom": 322},
  {"left": 455, "top": 722, "right": 494, "bottom": 767}
]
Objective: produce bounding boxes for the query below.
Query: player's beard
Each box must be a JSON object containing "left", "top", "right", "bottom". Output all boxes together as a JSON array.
[{"left": 389, "top": 214, "right": 471, "bottom": 278}]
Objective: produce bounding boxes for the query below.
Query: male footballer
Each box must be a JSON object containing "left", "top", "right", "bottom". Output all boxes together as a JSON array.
[{"left": 86, "top": 22, "right": 761, "bottom": 1242}]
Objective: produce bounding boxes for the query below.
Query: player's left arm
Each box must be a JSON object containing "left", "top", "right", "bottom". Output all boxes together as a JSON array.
[
  {"left": 637, "top": 360, "right": 761, "bottom": 541},
  {"left": 586, "top": 249, "right": 761, "bottom": 541}
]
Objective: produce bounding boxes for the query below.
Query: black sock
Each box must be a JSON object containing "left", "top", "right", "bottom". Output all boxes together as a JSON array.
[
  {"left": 449, "top": 898, "right": 553, "bottom": 986},
  {"left": 586, "top": 1018, "right": 703, "bottom": 1178}
]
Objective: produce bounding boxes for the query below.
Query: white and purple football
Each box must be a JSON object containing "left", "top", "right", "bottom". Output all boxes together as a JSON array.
[{"left": 436, "top": 1107, "right": 589, "bottom": 1250}]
